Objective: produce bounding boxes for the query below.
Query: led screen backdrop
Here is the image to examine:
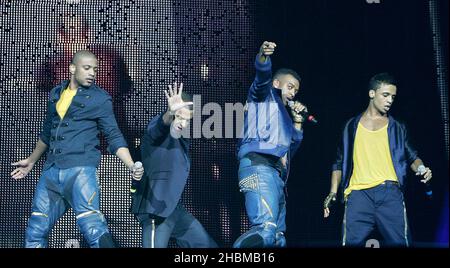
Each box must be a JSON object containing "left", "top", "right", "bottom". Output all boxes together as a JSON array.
[
  {"left": 1, "top": 0, "right": 447, "bottom": 248},
  {"left": 0, "top": 0, "right": 262, "bottom": 248}
]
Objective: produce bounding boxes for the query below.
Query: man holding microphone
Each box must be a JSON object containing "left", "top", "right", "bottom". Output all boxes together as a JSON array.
[{"left": 234, "top": 41, "right": 311, "bottom": 248}]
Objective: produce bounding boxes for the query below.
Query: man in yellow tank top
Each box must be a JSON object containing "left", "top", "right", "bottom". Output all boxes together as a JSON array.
[{"left": 323, "top": 73, "right": 432, "bottom": 247}]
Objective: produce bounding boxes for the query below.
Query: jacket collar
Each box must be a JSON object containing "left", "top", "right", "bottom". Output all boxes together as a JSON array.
[
  {"left": 272, "top": 87, "right": 292, "bottom": 122},
  {"left": 53, "top": 80, "right": 97, "bottom": 99}
]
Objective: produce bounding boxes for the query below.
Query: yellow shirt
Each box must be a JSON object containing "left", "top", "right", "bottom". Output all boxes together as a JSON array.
[
  {"left": 344, "top": 122, "right": 398, "bottom": 197},
  {"left": 56, "top": 86, "right": 77, "bottom": 119}
]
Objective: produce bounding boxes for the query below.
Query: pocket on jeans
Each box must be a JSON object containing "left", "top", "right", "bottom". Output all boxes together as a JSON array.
[
  {"left": 391, "top": 184, "right": 404, "bottom": 201},
  {"left": 238, "top": 171, "right": 259, "bottom": 193},
  {"left": 345, "top": 191, "right": 355, "bottom": 204}
]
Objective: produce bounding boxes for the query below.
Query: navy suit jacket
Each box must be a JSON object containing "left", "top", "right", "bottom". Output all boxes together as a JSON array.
[
  {"left": 41, "top": 80, "right": 127, "bottom": 170},
  {"left": 131, "top": 113, "right": 190, "bottom": 217}
]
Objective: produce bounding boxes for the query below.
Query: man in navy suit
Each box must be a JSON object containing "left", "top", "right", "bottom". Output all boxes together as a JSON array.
[
  {"left": 131, "top": 82, "right": 217, "bottom": 248},
  {"left": 11, "top": 50, "right": 144, "bottom": 248}
]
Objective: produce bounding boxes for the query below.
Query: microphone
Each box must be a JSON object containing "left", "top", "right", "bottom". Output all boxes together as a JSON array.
[
  {"left": 287, "top": 101, "right": 318, "bottom": 124},
  {"left": 417, "top": 165, "right": 432, "bottom": 198},
  {"left": 424, "top": 183, "right": 433, "bottom": 199},
  {"left": 130, "top": 161, "right": 143, "bottom": 194}
]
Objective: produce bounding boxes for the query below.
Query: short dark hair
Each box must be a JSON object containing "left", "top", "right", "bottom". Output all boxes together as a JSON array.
[
  {"left": 273, "top": 68, "right": 301, "bottom": 83},
  {"left": 368, "top": 72, "right": 396, "bottom": 92},
  {"left": 71, "top": 50, "right": 97, "bottom": 65}
]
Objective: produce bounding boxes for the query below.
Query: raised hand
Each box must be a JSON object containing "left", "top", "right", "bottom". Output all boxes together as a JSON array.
[
  {"left": 164, "top": 82, "right": 193, "bottom": 114},
  {"left": 259, "top": 41, "right": 277, "bottom": 57}
]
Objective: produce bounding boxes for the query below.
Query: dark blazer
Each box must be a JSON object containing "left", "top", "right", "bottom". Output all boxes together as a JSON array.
[
  {"left": 41, "top": 80, "right": 127, "bottom": 170},
  {"left": 131, "top": 114, "right": 190, "bottom": 218}
]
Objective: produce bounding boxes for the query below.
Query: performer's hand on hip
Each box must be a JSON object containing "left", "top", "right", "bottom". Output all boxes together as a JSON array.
[
  {"left": 11, "top": 158, "right": 34, "bottom": 180},
  {"left": 323, "top": 192, "right": 337, "bottom": 218},
  {"left": 164, "top": 82, "right": 193, "bottom": 114}
]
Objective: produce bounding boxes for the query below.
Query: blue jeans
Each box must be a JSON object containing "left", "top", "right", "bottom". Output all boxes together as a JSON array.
[
  {"left": 233, "top": 158, "right": 287, "bottom": 248},
  {"left": 343, "top": 181, "right": 411, "bottom": 247},
  {"left": 25, "top": 166, "right": 111, "bottom": 248},
  {"left": 136, "top": 204, "right": 218, "bottom": 248}
]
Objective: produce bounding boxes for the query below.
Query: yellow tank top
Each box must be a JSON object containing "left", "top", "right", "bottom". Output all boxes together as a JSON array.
[{"left": 344, "top": 122, "right": 398, "bottom": 197}]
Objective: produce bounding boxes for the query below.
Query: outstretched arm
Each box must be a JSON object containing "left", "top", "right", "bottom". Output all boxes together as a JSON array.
[
  {"left": 248, "top": 41, "right": 277, "bottom": 102},
  {"left": 146, "top": 82, "right": 194, "bottom": 141},
  {"left": 257, "top": 41, "right": 276, "bottom": 64}
]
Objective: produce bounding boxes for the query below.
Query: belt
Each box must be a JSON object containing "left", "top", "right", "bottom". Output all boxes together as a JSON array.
[{"left": 381, "top": 180, "right": 399, "bottom": 185}]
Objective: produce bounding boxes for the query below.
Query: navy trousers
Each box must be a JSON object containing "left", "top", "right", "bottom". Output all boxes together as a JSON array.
[
  {"left": 342, "top": 181, "right": 411, "bottom": 247},
  {"left": 136, "top": 204, "right": 217, "bottom": 248}
]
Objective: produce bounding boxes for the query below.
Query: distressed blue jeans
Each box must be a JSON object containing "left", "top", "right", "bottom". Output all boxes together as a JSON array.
[
  {"left": 25, "top": 166, "right": 111, "bottom": 248},
  {"left": 233, "top": 157, "right": 287, "bottom": 248}
]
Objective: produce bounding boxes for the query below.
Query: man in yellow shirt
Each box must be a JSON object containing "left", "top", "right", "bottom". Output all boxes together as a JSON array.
[{"left": 323, "top": 73, "right": 432, "bottom": 247}]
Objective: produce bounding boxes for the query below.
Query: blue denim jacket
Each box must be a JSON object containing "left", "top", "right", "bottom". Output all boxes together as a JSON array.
[
  {"left": 40, "top": 80, "right": 127, "bottom": 170},
  {"left": 332, "top": 114, "right": 419, "bottom": 201},
  {"left": 238, "top": 55, "right": 303, "bottom": 167}
]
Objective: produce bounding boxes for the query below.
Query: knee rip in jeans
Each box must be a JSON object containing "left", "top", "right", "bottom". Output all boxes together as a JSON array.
[
  {"left": 263, "top": 221, "right": 277, "bottom": 230},
  {"left": 239, "top": 173, "right": 259, "bottom": 192},
  {"left": 31, "top": 212, "right": 49, "bottom": 218},
  {"left": 76, "top": 210, "right": 104, "bottom": 221}
]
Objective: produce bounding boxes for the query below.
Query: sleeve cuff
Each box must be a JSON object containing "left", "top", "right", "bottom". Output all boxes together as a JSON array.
[
  {"left": 39, "top": 134, "right": 50, "bottom": 146},
  {"left": 331, "top": 164, "right": 342, "bottom": 171},
  {"left": 108, "top": 139, "right": 128, "bottom": 155},
  {"left": 254, "top": 54, "right": 272, "bottom": 72},
  {"left": 292, "top": 128, "right": 303, "bottom": 141}
]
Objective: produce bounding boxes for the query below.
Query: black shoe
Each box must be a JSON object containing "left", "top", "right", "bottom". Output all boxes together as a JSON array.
[
  {"left": 240, "top": 234, "right": 264, "bottom": 248},
  {"left": 99, "top": 233, "right": 116, "bottom": 248}
]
